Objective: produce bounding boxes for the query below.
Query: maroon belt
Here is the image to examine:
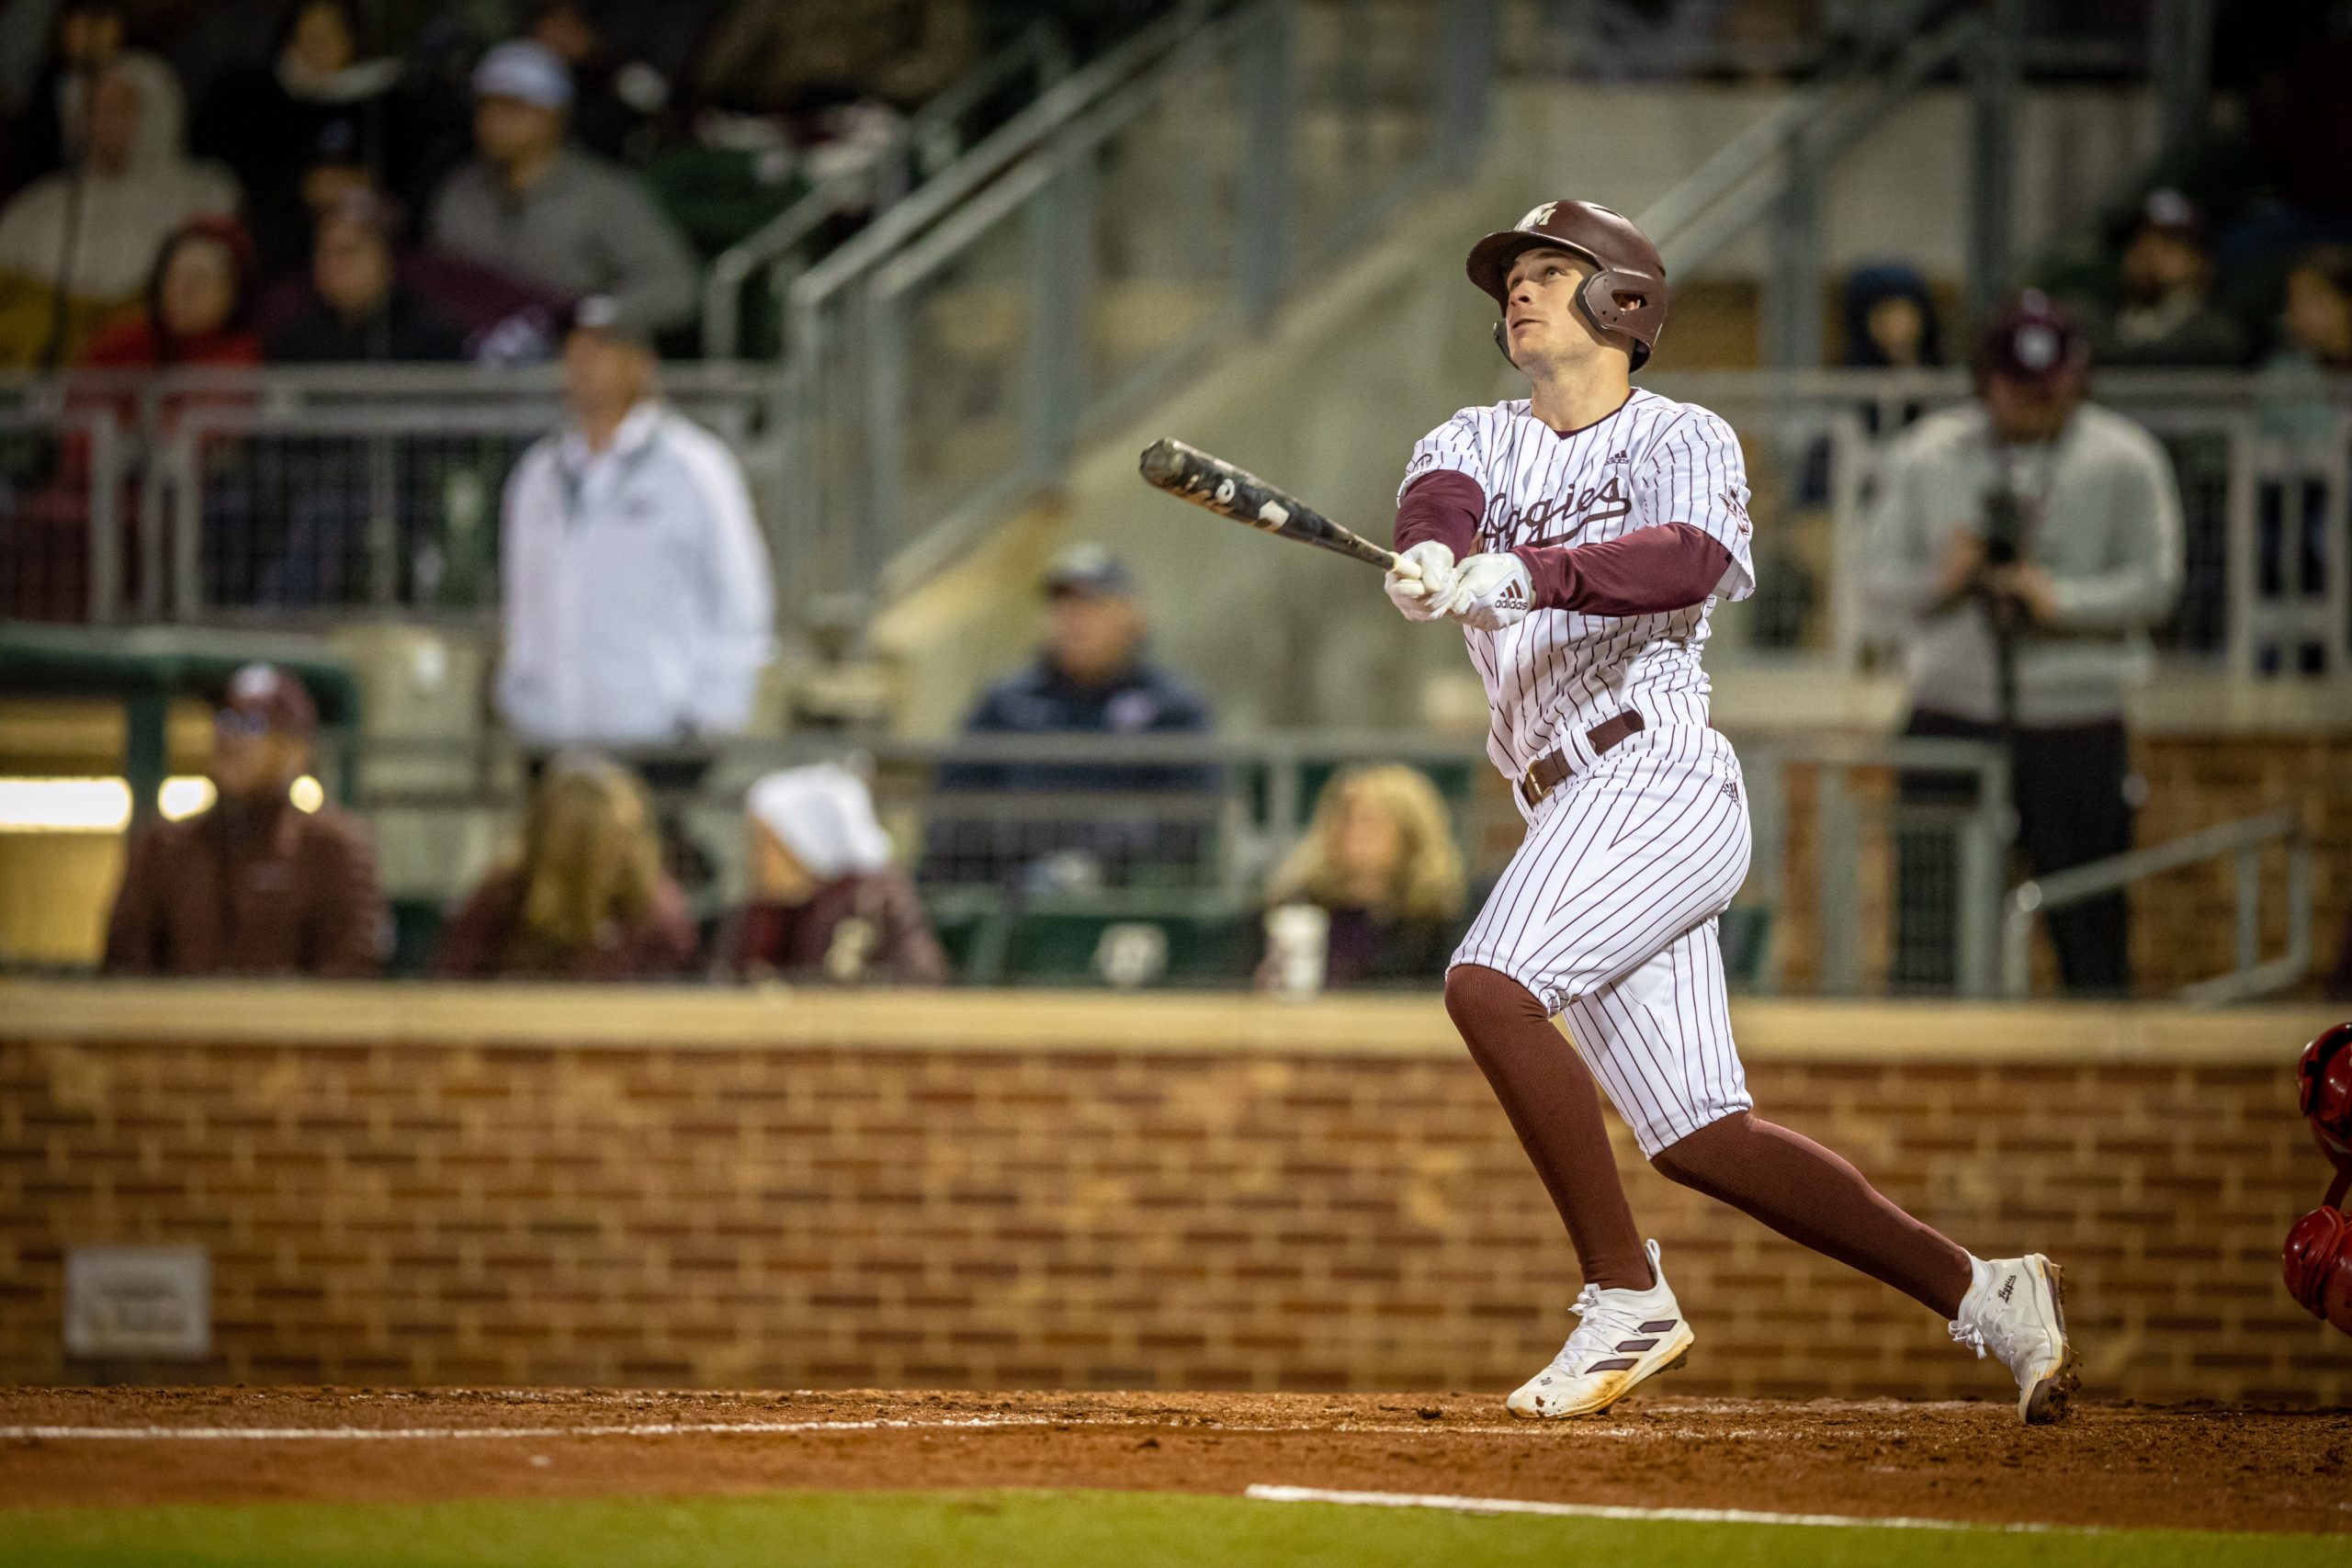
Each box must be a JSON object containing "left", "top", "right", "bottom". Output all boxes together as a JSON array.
[{"left": 1517, "top": 709, "right": 1646, "bottom": 810}]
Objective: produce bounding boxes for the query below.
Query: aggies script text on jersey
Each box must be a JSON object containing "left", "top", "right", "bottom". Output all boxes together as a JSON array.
[{"left": 1397, "top": 389, "right": 1756, "bottom": 784}]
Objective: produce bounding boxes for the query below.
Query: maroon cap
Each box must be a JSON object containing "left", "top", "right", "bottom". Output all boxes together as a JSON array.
[
  {"left": 1465, "top": 199, "right": 1669, "bottom": 370},
  {"left": 1974, "top": 290, "right": 2087, "bottom": 385},
  {"left": 220, "top": 662, "right": 318, "bottom": 736},
  {"left": 2138, "top": 186, "right": 2201, "bottom": 240}
]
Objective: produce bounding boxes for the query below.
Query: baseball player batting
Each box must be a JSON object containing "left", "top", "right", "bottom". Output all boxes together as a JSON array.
[{"left": 1387, "top": 200, "right": 2076, "bottom": 1423}]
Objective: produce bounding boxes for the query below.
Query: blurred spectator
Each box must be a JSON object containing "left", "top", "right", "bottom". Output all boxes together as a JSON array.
[
  {"left": 435, "top": 754, "right": 698, "bottom": 980},
  {"left": 0, "top": 51, "right": 237, "bottom": 367},
  {"left": 427, "top": 39, "right": 698, "bottom": 335},
  {"left": 1864, "top": 294, "right": 2183, "bottom": 997},
  {"left": 1796, "top": 261, "right": 1946, "bottom": 509},
  {"left": 925, "top": 543, "right": 1216, "bottom": 889},
  {"left": 2250, "top": 248, "right": 2352, "bottom": 672},
  {"left": 2073, "top": 190, "right": 2250, "bottom": 369},
  {"left": 103, "top": 664, "right": 384, "bottom": 977},
  {"left": 2256, "top": 247, "right": 2352, "bottom": 452},
  {"left": 1259, "top": 764, "right": 1466, "bottom": 991},
  {"left": 495, "top": 297, "right": 775, "bottom": 747},
  {"left": 527, "top": 1, "right": 668, "bottom": 164},
  {"left": 0, "top": 1, "right": 127, "bottom": 200},
  {"left": 694, "top": 0, "right": 978, "bottom": 114},
  {"left": 711, "top": 764, "right": 948, "bottom": 985},
  {"left": 189, "top": 1, "right": 415, "bottom": 275},
  {"left": 265, "top": 192, "right": 465, "bottom": 363},
  {"left": 2273, "top": 246, "right": 2352, "bottom": 372},
  {"left": 1842, "top": 263, "right": 1941, "bottom": 373},
  {"left": 79, "top": 212, "right": 258, "bottom": 367}
]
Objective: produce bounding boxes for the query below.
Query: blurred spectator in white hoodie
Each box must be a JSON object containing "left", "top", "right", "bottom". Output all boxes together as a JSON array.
[
  {"left": 494, "top": 295, "right": 775, "bottom": 749},
  {"left": 0, "top": 51, "right": 238, "bottom": 366}
]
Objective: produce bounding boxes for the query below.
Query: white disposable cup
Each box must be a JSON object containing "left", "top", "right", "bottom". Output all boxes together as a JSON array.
[{"left": 1264, "top": 903, "right": 1330, "bottom": 998}]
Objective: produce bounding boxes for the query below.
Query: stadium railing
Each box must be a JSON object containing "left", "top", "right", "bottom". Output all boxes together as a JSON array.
[
  {"left": 5, "top": 366, "right": 2343, "bottom": 684},
  {"left": 2004, "top": 807, "right": 2314, "bottom": 1004},
  {"left": 778, "top": 0, "right": 1500, "bottom": 626},
  {"left": 329, "top": 728, "right": 2004, "bottom": 998}
]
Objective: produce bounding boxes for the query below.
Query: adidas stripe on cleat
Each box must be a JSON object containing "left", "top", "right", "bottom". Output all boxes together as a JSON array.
[{"left": 1508, "top": 1238, "right": 1694, "bottom": 1419}]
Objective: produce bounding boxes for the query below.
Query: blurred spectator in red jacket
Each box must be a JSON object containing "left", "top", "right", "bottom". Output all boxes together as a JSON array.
[
  {"left": 265, "top": 191, "right": 465, "bottom": 363},
  {"left": 104, "top": 663, "right": 385, "bottom": 977},
  {"left": 436, "top": 753, "right": 699, "bottom": 980},
  {"left": 713, "top": 763, "right": 947, "bottom": 985},
  {"left": 80, "top": 211, "right": 258, "bottom": 367}
]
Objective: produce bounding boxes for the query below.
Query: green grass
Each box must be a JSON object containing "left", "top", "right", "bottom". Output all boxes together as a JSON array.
[{"left": 2, "top": 1489, "right": 2340, "bottom": 1568}]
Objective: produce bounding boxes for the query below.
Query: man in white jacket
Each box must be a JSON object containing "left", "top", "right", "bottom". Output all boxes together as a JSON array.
[{"left": 495, "top": 297, "right": 775, "bottom": 749}]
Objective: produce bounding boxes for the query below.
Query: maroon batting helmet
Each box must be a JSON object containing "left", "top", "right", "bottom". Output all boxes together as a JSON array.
[
  {"left": 2283, "top": 1023, "right": 2352, "bottom": 1338},
  {"left": 1466, "top": 199, "right": 1669, "bottom": 371}
]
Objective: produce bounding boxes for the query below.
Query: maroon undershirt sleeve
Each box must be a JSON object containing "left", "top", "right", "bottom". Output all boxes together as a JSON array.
[
  {"left": 1512, "top": 523, "right": 1734, "bottom": 616},
  {"left": 1394, "top": 470, "right": 1484, "bottom": 558}
]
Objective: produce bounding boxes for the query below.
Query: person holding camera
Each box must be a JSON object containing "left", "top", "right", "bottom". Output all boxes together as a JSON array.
[{"left": 1864, "top": 292, "right": 2184, "bottom": 996}]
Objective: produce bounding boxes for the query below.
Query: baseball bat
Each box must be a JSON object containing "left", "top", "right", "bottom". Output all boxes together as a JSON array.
[{"left": 1137, "top": 437, "right": 1409, "bottom": 576}]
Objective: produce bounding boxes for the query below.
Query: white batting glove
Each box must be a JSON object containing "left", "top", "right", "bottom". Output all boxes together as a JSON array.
[
  {"left": 1384, "top": 541, "right": 1458, "bottom": 623},
  {"left": 1439, "top": 552, "right": 1532, "bottom": 631}
]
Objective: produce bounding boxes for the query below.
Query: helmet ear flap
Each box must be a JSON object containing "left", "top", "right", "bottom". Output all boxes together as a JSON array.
[
  {"left": 1576, "top": 266, "right": 1656, "bottom": 371},
  {"left": 1491, "top": 320, "right": 1515, "bottom": 367}
]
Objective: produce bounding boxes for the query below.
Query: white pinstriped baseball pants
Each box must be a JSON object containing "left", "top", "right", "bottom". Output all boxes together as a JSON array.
[{"left": 1452, "top": 722, "right": 1753, "bottom": 1156}]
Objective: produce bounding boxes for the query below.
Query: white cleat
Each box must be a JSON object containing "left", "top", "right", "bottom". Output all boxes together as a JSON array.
[
  {"left": 1508, "top": 1239, "right": 1694, "bottom": 1419},
  {"left": 1950, "top": 1253, "right": 2077, "bottom": 1425}
]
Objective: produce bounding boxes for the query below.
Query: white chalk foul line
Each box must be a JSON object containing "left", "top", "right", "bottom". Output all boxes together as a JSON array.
[
  {"left": 1244, "top": 1484, "right": 2093, "bottom": 1534},
  {"left": 0, "top": 1415, "right": 1896, "bottom": 1445}
]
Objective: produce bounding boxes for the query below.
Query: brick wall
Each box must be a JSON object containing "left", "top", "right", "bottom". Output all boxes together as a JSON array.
[{"left": 5, "top": 989, "right": 2346, "bottom": 1404}]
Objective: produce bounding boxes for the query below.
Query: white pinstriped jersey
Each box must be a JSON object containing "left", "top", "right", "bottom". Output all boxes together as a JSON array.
[{"left": 1398, "top": 389, "right": 1757, "bottom": 785}]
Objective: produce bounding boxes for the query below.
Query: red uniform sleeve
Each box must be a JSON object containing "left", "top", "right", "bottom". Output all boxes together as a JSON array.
[
  {"left": 1510, "top": 523, "right": 1735, "bottom": 616},
  {"left": 1393, "top": 470, "right": 1484, "bottom": 558}
]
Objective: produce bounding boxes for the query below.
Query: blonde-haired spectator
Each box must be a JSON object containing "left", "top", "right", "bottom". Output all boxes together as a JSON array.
[
  {"left": 1263, "top": 763, "right": 1468, "bottom": 989},
  {"left": 436, "top": 755, "right": 698, "bottom": 980}
]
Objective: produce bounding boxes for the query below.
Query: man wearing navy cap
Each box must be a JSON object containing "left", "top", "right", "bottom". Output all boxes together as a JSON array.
[
  {"left": 104, "top": 664, "right": 386, "bottom": 977},
  {"left": 925, "top": 544, "right": 1216, "bottom": 888},
  {"left": 1864, "top": 293, "right": 2184, "bottom": 995},
  {"left": 426, "top": 38, "right": 696, "bottom": 334}
]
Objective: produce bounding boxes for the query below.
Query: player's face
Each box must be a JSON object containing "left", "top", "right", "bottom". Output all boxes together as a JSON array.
[{"left": 1503, "top": 248, "right": 1618, "bottom": 374}]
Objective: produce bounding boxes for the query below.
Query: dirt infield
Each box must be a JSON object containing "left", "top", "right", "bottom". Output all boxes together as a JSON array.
[{"left": 5, "top": 1388, "right": 2349, "bottom": 1534}]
